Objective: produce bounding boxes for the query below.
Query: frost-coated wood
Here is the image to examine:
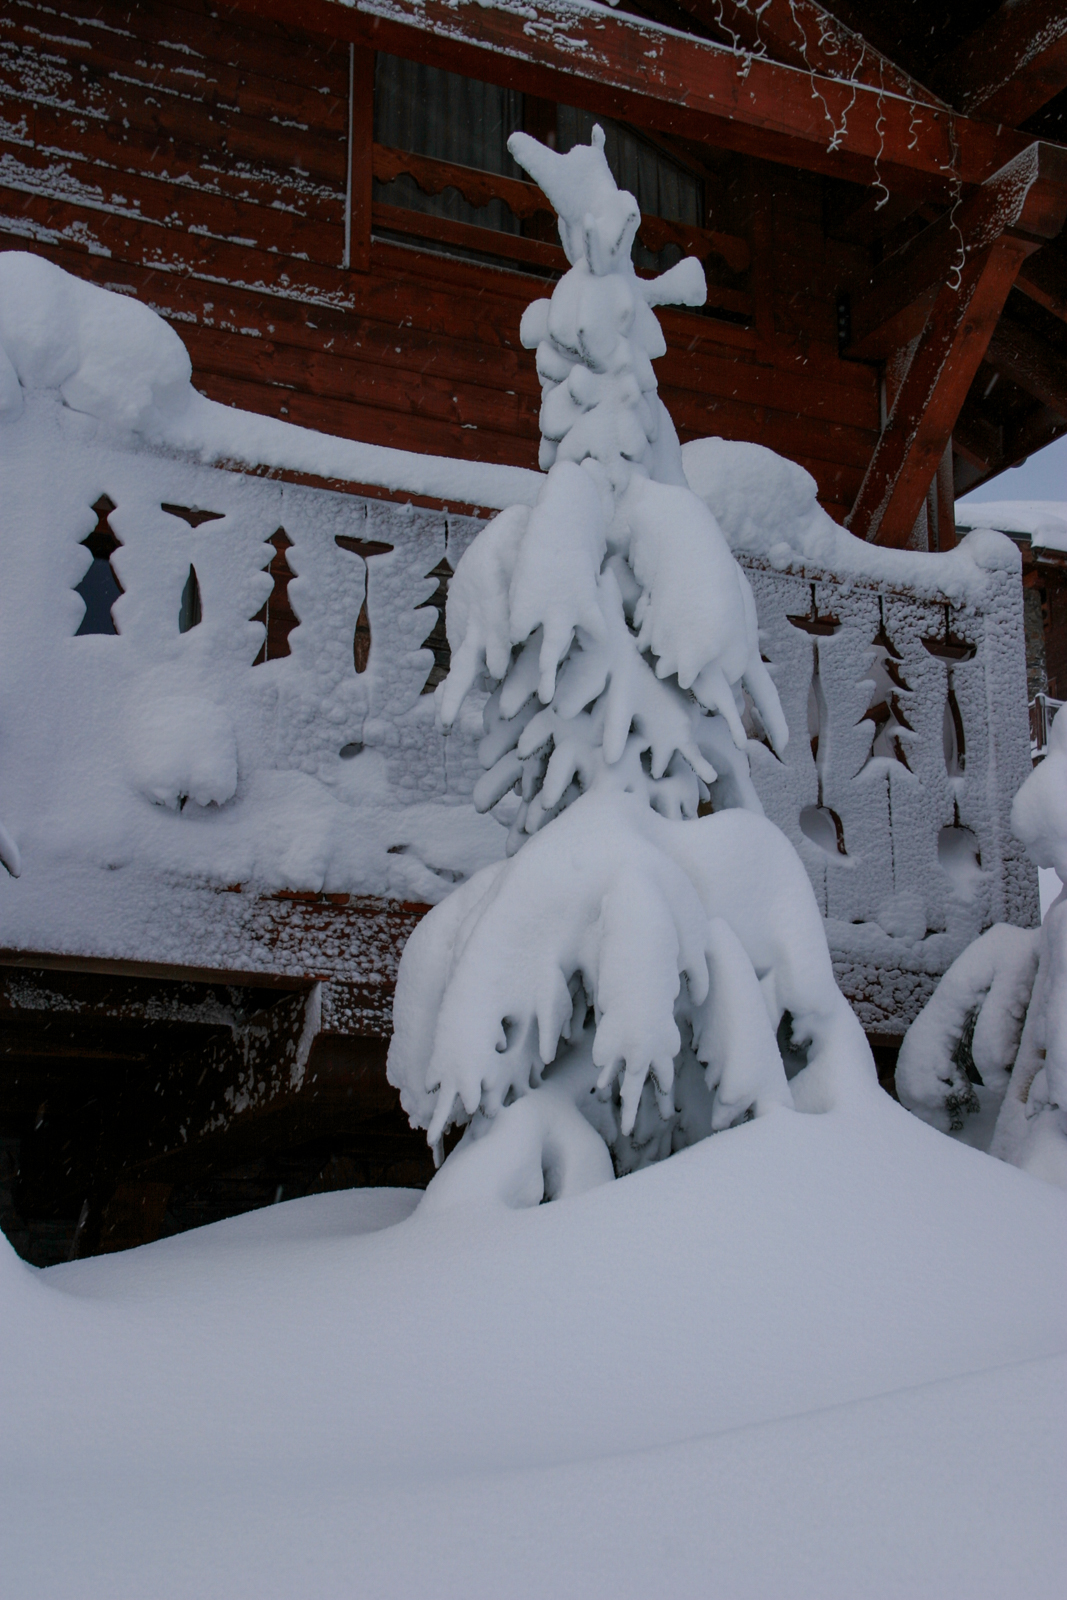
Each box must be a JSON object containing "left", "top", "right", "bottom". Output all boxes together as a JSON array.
[{"left": 743, "top": 550, "right": 1039, "bottom": 1033}]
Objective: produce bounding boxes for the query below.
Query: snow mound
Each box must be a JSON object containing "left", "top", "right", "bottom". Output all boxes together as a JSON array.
[
  {"left": 1, "top": 1092, "right": 1064, "bottom": 1597},
  {"left": 682, "top": 436, "right": 839, "bottom": 565},
  {"left": 683, "top": 435, "right": 1023, "bottom": 600},
  {"left": 128, "top": 696, "right": 238, "bottom": 812},
  {"left": 0, "top": 247, "right": 539, "bottom": 508},
  {"left": 0, "top": 251, "right": 195, "bottom": 435}
]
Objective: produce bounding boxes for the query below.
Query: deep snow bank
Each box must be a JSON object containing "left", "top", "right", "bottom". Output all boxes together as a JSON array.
[{"left": 1, "top": 1090, "right": 1064, "bottom": 1598}]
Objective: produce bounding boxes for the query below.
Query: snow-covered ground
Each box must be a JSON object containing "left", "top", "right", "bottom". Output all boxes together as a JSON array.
[{"left": 2, "top": 1090, "right": 1064, "bottom": 1598}]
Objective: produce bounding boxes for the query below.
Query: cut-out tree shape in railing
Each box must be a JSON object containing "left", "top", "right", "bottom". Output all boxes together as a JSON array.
[
  {"left": 75, "top": 494, "right": 123, "bottom": 637},
  {"left": 419, "top": 558, "right": 452, "bottom": 694},
  {"left": 254, "top": 529, "right": 297, "bottom": 664},
  {"left": 859, "top": 603, "right": 915, "bottom": 774}
]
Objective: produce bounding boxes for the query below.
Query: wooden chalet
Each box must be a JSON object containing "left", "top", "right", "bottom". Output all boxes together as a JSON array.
[{"left": 1, "top": 0, "right": 1065, "bottom": 1261}]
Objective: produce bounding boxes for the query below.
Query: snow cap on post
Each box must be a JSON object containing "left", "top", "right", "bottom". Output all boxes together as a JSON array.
[{"left": 0, "top": 251, "right": 194, "bottom": 434}]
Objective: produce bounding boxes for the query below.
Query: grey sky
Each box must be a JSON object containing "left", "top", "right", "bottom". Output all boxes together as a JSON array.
[{"left": 958, "top": 434, "right": 1067, "bottom": 507}]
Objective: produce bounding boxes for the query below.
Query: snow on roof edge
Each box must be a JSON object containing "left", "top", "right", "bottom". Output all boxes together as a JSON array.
[{"left": 954, "top": 499, "right": 1067, "bottom": 554}]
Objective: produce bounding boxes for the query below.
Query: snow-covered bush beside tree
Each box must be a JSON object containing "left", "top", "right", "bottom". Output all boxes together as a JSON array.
[
  {"left": 898, "top": 708, "right": 1067, "bottom": 1186},
  {"left": 388, "top": 129, "right": 878, "bottom": 1201}
]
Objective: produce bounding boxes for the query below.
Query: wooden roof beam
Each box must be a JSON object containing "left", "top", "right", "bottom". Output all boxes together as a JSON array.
[
  {"left": 671, "top": 0, "right": 945, "bottom": 107},
  {"left": 929, "top": 0, "right": 1067, "bottom": 125},
  {"left": 846, "top": 142, "right": 1067, "bottom": 546},
  {"left": 847, "top": 237, "right": 1040, "bottom": 547},
  {"left": 230, "top": 0, "right": 1028, "bottom": 192},
  {"left": 846, "top": 141, "right": 1067, "bottom": 360},
  {"left": 985, "top": 316, "right": 1067, "bottom": 417},
  {"left": 1016, "top": 242, "right": 1067, "bottom": 325}
]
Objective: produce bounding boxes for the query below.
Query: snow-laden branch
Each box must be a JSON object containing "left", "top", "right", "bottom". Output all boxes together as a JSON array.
[{"left": 391, "top": 791, "right": 870, "bottom": 1196}]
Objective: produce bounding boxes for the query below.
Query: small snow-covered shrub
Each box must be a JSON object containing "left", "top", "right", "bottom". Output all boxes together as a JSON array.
[
  {"left": 387, "top": 130, "right": 877, "bottom": 1206},
  {"left": 898, "top": 707, "right": 1067, "bottom": 1187}
]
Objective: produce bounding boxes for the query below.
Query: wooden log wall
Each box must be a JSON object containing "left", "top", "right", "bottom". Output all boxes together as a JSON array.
[{"left": 0, "top": 0, "right": 881, "bottom": 523}]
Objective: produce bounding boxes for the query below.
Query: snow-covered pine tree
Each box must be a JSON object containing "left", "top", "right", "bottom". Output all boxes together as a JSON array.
[
  {"left": 897, "top": 707, "right": 1067, "bottom": 1187},
  {"left": 387, "top": 129, "right": 877, "bottom": 1208}
]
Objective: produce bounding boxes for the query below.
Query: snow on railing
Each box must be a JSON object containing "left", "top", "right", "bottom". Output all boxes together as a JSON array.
[
  {"left": 0, "top": 391, "right": 504, "bottom": 977},
  {"left": 0, "top": 391, "right": 1038, "bottom": 1033},
  {"left": 739, "top": 549, "right": 1037, "bottom": 1034}
]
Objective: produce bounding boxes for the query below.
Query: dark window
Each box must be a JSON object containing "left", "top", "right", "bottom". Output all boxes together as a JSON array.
[
  {"left": 374, "top": 54, "right": 524, "bottom": 234},
  {"left": 372, "top": 55, "right": 702, "bottom": 272}
]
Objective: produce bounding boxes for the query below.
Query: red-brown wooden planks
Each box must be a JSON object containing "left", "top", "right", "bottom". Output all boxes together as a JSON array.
[
  {"left": 8, "top": 101, "right": 345, "bottom": 225},
  {"left": 0, "top": 35, "right": 348, "bottom": 187},
  {"left": 2, "top": 0, "right": 350, "bottom": 121},
  {"left": 230, "top": 0, "right": 1025, "bottom": 190},
  {"left": 671, "top": 0, "right": 944, "bottom": 109},
  {"left": 0, "top": 138, "right": 346, "bottom": 266},
  {"left": 0, "top": 0, "right": 885, "bottom": 524}
]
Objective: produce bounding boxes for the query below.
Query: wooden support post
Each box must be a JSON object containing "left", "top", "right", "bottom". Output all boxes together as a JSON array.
[
  {"left": 936, "top": 444, "right": 956, "bottom": 552},
  {"left": 848, "top": 237, "right": 1036, "bottom": 547},
  {"left": 985, "top": 316, "right": 1067, "bottom": 418},
  {"left": 1016, "top": 242, "right": 1067, "bottom": 326},
  {"left": 345, "top": 46, "right": 375, "bottom": 273}
]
